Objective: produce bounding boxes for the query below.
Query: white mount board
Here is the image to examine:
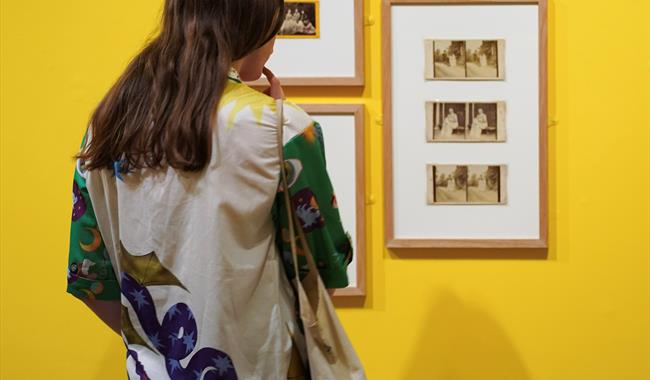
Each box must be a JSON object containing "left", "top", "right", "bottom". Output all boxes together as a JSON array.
[
  {"left": 268, "top": 1, "right": 357, "bottom": 79},
  {"left": 391, "top": 4, "right": 541, "bottom": 240},
  {"left": 313, "top": 114, "right": 358, "bottom": 286}
]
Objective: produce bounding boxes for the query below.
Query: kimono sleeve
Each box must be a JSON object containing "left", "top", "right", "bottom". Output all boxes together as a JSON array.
[
  {"left": 66, "top": 134, "right": 121, "bottom": 301},
  {"left": 273, "top": 121, "right": 354, "bottom": 289}
]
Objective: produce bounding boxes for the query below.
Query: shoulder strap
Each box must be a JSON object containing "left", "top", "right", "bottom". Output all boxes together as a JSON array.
[{"left": 275, "top": 100, "right": 321, "bottom": 304}]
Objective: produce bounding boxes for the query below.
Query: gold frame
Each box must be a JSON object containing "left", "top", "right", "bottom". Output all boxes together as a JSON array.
[{"left": 277, "top": 0, "right": 321, "bottom": 40}]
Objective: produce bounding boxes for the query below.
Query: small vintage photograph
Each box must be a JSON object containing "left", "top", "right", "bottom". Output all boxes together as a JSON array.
[
  {"left": 427, "top": 165, "right": 468, "bottom": 204},
  {"left": 425, "top": 39, "right": 505, "bottom": 80},
  {"left": 432, "top": 40, "right": 466, "bottom": 78},
  {"left": 430, "top": 102, "right": 467, "bottom": 141},
  {"left": 467, "top": 165, "right": 501, "bottom": 203},
  {"left": 426, "top": 101, "right": 506, "bottom": 142},
  {"left": 465, "top": 40, "right": 500, "bottom": 78},
  {"left": 427, "top": 164, "right": 507, "bottom": 205},
  {"left": 467, "top": 102, "right": 504, "bottom": 141},
  {"left": 278, "top": 1, "right": 319, "bottom": 38}
]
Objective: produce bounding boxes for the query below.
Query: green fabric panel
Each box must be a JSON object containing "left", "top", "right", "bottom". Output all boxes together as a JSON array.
[
  {"left": 273, "top": 122, "right": 353, "bottom": 289},
  {"left": 66, "top": 132, "right": 121, "bottom": 301}
]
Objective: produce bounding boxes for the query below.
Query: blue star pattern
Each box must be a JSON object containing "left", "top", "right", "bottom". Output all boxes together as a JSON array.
[
  {"left": 149, "top": 332, "right": 163, "bottom": 350},
  {"left": 212, "top": 356, "right": 234, "bottom": 376},
  {"left": 168, "top": 304, "right": 181, "bottom": 319},
  {"left": 167, "top": 358, "right": 181, "bottom": 374},
  {"left": 120, "top": 271, "right": 238, "bottom": 379},
  {"left": 130, "top": 289, "right": 149, "bottom": 309},
  {"left": 183, "top": 331, "right": 196, "bottom": 354}
]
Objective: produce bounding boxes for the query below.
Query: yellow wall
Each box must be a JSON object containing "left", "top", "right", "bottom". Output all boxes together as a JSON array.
[{"left": 1, "top": 0, "right": 648, "bottom": 379}]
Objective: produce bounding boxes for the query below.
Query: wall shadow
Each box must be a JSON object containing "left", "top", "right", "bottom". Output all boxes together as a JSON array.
[
  {"left": 402, "top": 290, "right": 531, "bottom": 380},
  {"left": 388, "top": 247, "right": 548, "bottom": 260}
]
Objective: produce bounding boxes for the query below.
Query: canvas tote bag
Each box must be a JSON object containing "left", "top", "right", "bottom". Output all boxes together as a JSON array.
[{"left": 275, "top": 99, "right": 367, "bottom": 380}]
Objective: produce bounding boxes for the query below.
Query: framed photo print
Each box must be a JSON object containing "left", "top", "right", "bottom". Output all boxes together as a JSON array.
[
  {"left": 383, "top": 0, "right": 548, "bottom": 248},
  {"left": 278, "top": 1, "right": 320, "bottom": 39},
  {"left": 299, "top": 104, "right": 366, "bottom": 297},
  {"left": 249, "top": 0, "right": 364, "bottom": 87}
]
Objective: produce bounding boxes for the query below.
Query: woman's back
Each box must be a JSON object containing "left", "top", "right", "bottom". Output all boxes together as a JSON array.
[{"left": 70, "top": 71, "right": 345, "bottom": 378}]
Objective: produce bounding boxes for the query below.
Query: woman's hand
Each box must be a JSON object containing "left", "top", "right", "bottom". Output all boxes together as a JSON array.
[{"left": 262, "top": 67, "right": 285, "bottom": 100}]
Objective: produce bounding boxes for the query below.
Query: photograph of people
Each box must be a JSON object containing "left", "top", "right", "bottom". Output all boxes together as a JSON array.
[
  {"left": 431, "top": 102, "right": 466, "bottom": 141},
  {"left": 466, "top": 40, "right": 499, "bottom": 78},
  {"left": 469, "top": 107, "right": 488, "bottom": 139},
  {"left": 278, "top": 1, "right": 319, "bottom": 38},
  {"left": 441, "top": 107, "right": 459, "bottom": 138},
  {"left": 468, "top": 165, "right": 500, "bottom": 203},
  {"left": 433, "top": 165, "right": 468, "bottom": 203},
  {"left": 433, "top": 40, "right": 466, "bottom": 78}
]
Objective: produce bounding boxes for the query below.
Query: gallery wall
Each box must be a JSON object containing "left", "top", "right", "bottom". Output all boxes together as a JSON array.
[{"left": 1, "top": 0, "right": 648, "bottom": 379}]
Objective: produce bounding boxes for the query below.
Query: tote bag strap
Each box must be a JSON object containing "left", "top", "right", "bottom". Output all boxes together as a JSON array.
[
  {"left": 275, "top": 100, "right": 336, "bottom": 360},
  {"left": 275, "top": 99, "right": 320, "bottom": 292}
]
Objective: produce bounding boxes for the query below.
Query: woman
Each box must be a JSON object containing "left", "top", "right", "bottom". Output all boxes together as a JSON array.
[
  {"left": 470, "top": 108, "right": 488, "bottom": 139},
  {"left": 448, "top": 52, "right": 457, "bottom": 67},
  {"left": 66, "top": 1, "right": 356, "bottom": 379},
  {"left": 440, "top": 108, "right": 459, "bottom": 138}
]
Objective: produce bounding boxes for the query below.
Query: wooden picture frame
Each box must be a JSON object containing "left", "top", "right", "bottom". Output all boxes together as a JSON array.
[
  {"left": 299, "top": 104, "right": 366, "bottom": 297},
  {"left": 249, "top": 0, "right": 364, "bottom": 87},
  {"left": 382, "top": 0, "right": 548, "bottom": 248}
]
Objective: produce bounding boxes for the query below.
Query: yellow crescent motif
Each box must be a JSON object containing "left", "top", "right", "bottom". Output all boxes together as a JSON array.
[{"left": 80, "top": 227, "right": 102, "bottom": 252}]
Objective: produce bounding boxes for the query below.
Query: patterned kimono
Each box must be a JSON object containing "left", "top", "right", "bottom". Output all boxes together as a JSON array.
[{"left": 66, "top": 69, "right": 353, "bottom": 379}]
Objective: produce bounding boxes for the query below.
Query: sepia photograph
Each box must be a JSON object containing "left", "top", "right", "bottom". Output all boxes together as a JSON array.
[
  {"left": 465, "top": 40, "right": 499, "bottom": 78},
  {"left": 427, "top": 164, "right": 507, "bottom": 205},
  {"left": 428, "top": 102, "right": 467, "bottom": 141},
  {"left": 433, "top": 40, "right": 466, "bottom": 78},
  {"left": 278, "top": 1, "right": 320, "bottom": 38},
  {"left": 467, "top": 165, "right": 501, "bottom": 203},
  {"left": 425, "top": 39, "right": 505, "bottom": 80},
  {"left": 426, "top": 101, "right": 506, "bottom": 142},
  {"left": 427, "top": 164, "right": 468, "bottom": 204}
]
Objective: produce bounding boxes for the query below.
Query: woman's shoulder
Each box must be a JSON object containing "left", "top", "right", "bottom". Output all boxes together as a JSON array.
[
  {"left": 282, "top": 101, "right": 315, "bottom": 142},
  {"left": 216, "top": 78, "right": 315, "bottom": 138},
  {"left": 217, "top": 79, "right": 278, "bottom": 126}
]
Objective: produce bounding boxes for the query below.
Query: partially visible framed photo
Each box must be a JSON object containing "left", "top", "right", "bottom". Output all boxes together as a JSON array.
[
  {"left": 278, "top": 1, "right": 320, "bottom": 39},
  {"left": 249, "top": 0, "right": 364, "bottom": 86},
  {"left": 299, "top": 104, "right": 366, "bottom": 297}
]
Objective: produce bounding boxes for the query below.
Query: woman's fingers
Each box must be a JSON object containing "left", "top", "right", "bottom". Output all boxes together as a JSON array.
[{"left": 262, "top": 67, "right": 284, "bottom": 100}]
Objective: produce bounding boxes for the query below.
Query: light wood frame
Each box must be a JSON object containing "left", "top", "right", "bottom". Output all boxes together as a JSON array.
[
  {"left": 382, "top": 0, "right": 548, "bottom": 249},
  {"left": 249, "top": 0, "right": 365, "bottom": 87},
  {"left": 299, "top": 104, "right": 367, "bottom": 297}
]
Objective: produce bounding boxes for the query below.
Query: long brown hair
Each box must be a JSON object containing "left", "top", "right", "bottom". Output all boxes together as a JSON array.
[{"left": 78, "top": 0, "right": 284, "bottom": 172}]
